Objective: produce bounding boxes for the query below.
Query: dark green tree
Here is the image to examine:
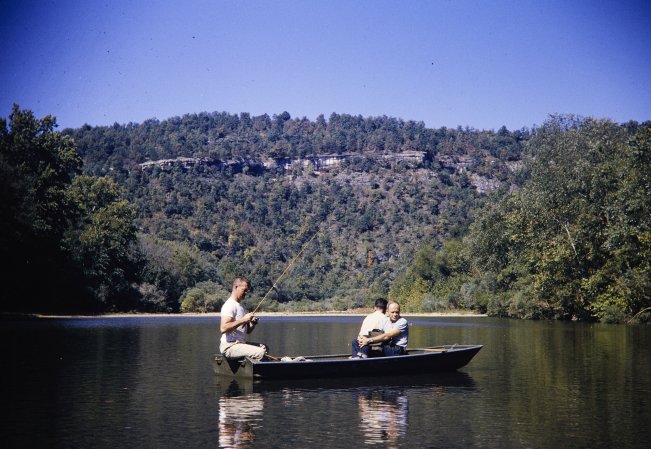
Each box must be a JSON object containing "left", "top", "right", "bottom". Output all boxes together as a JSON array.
[
  {"left": 0, "top": 105, "right": 81, "bottom": 311},
  {"left": 65, "top": 175, "right": 140, "bottom": 310}
]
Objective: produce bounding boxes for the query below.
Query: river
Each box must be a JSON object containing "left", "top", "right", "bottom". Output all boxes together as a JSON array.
[{"left": 1, "top": 315, "right": 649, "bottom": 448}]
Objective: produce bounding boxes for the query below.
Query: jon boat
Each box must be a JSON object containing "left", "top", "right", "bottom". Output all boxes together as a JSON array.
[{"left": 213, "top": 344, "right": 483, "bottom": 380}]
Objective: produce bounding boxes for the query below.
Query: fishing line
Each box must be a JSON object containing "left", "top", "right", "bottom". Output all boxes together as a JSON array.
[{"left": 251, "top": 231, "right": 319, "bottom": 315}]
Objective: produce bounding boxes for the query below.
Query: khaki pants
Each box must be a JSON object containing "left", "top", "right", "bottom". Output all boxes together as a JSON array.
[{"left": 220, "top": 341, "right": 267, "bottom": 361}]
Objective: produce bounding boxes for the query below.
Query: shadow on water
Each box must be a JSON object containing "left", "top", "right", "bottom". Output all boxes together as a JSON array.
[{"left": 216, "top": 370, "right": 477, "bottom": 395}]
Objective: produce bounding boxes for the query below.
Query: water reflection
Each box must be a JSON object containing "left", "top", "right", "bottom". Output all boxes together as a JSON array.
[
  {"left": 215, "top": 373, "right": 476, "bottom": 448},
  {"left": 358, "top": 388, "right": 408, "bottom": 447},
  {"left": 218, "top": 380, "right": 264, "bottom": 449}
]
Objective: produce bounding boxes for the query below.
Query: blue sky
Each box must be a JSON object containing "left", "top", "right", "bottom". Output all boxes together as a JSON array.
[{"left": 1, "top": 0, "right": 650, "bottom": 131}]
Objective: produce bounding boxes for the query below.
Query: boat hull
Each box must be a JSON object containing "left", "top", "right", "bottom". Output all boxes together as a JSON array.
[{"left": 213, "top": 345, "right": 482, "bottom": 380}]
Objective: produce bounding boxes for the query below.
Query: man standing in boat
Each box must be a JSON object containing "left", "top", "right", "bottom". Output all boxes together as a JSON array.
[
  {"left": 352, "top": 301, "right": 409, "bottom": 358},
  {"left": 220, "top": 276, "right": 268, "bottom": 361}
]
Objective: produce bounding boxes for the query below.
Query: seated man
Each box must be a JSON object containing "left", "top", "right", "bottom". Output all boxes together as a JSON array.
[
  {"left": 359, "top": 298, "right": 389, "bottom": 338},
  {"left": 351, "top": 298, "right": 388, "bottom": 358},
  {"left": 352, "top": 301, "right": 408, "bottom": 358},
  {"left": 220, "top": 276, "right": 268, "bottom": 361}
]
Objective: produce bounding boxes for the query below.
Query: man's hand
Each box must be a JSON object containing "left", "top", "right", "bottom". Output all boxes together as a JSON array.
[
  {"left": 221, "top": 312, "right": 256, "bottom": 334},
  {"left": 246, "top": 314, "right": 259, "bottom": 333}
]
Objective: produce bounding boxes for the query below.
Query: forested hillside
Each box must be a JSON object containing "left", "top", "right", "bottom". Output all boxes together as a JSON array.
[
  {"left": 2, "top": 106, "right": 649, "bottom": 322},
  {"left": 64, "top": 111, "right": 525, "bottom": 314}
]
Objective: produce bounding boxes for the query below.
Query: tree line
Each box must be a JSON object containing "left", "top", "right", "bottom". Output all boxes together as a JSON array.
[
  {"left": 1, "top": 105, "right": 648, "bottom": 323},
  {"left": 391, "top": 116, "right": 650, "bottom": 323}
]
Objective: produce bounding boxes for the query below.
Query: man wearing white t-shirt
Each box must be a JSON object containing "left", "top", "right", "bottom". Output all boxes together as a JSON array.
[
  {"left": 358, "top": 298, "right": 389, "bottom": 338},
  {"left": 351, "top": 298, "right": 389, "bottom": 357},
  {"left": 219, "top": 276, "right": 267, "bottom": 361}
]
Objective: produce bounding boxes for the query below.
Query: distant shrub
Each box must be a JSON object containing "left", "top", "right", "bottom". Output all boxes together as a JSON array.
[
  {"left": 507, "top": 290, "right": 543, "bottom": 320},
  {"left": 136, "top": 283, "right": 172, "bottom": 313},
  {"left": 486, "top": 294, "right": 510, "bottom": 318},
  {"left": 420, "top": 294, "right": 456, "bottom": 312},
  {"left": 179, "top": 281, "right": 228, "bottom": 313},
  {"left": 277, "top": 299, "right": 328, "bottom": 313},
  {"left": 597, "top": 304, "right": 628, "bottom": 324}
]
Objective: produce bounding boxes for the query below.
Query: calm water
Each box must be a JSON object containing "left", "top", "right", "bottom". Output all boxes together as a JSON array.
[{"left": 1, "top": 315, "right": 649, "bottom": 449}]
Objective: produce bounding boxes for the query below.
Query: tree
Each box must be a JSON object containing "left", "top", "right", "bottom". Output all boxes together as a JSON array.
[
  {"left": 179, "top": 281, "right": 228, "bottom": 313},
  {"left": 465, "top": 116, "right": 651, "bottom": 322},
  {"left": 66, "top": 176, "right": 139, "bottom": 309},
  {"left": 585, "top": 124, "right": 651, "bottom": 322},
  {"left": 0, "top": 105, "right": 81, "bottom": 311}
]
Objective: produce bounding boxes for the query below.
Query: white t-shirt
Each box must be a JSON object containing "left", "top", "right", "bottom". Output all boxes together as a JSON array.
[
  {"left": 389, "top": 317, "right": 409, "bottom": 348},
  {"left": 220, "top": 297, "right": 247, "bottom": 344},
  {"left": 359, "top": 310, "right": 390, "bottom": 337}
]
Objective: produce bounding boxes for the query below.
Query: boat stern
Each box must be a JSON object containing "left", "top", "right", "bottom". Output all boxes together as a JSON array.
[{"left": 213, "top": 353, "right": 255, "bottom": 378}]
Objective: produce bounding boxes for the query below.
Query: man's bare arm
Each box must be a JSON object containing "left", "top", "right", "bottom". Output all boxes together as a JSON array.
[
  {"left": 220, "top": 313, "right": 255, "bottom": 334},
  {"left": 358, "top": 328, "right": 399, "bottom": 347}
]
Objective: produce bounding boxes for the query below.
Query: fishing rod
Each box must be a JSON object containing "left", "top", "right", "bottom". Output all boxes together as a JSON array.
[{"left": 251, "top": 231, "right": 319, "bottom": 315}]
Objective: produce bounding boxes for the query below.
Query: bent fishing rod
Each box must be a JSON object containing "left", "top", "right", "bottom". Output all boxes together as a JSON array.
[{"left": 250, "top": 231, "right": 319, "bottom": 315}]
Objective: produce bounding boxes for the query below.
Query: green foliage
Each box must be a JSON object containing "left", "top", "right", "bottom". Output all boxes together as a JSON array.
[
  {"left": 135, "top": 282, "right": 170, "bottom": 312},
  {"left": 179, "top": 281, "right": 228, "bottom": 313},
  {"left": 1, "top": 105, "right": 81, "bottom": 311},
  {"left": 464, "top": 116, "right": 651, "bottom": 322},
  {"left": 63, "top": 175, "right": 141, "bottom": 309},
  {"left": 391, "top": 116, "right": 649, "bottom": 323},
  {"left": 275, "top": 299, "right": 330, "bottom": 313},
  {"left": 137, "top": 234, "right": 219, "bottom": 312},
  {"left": 8, "top": 105, "right": 645, "bottom": 323},
  {"left": 389, "top": 239, "right": 471, "bottom": 312},
  {"left": 0, "top": 106, "right": 141, "bottom": 312},
  {"left": 68, "top": 110, "right": 514, "bottom": 311}
]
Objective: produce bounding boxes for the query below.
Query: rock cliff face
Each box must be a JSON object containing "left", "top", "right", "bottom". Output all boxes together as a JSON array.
[
  {"left": 138, "top": 150, "right": 508, "bottom": 193},
  {"left": 139, "top": 157, "right": 211, "bottom": 169},
  {"left": 469, "top": 173, "right": 501, "bottom": 193},
  {"left": 139, "top": 151, "right": 427, "bottom": 171},
  {"left": 138, "top": 156, "right": 265, "bottom": 172}
]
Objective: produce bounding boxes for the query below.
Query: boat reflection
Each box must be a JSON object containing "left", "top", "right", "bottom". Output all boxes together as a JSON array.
[
  {"left": 358, "top": 388, "right": 408, "bottom": 447},
  {"left": 217, "top": 379, "right": 264, "bottom": 449},
  {"left": 215, "top": 372, "right": 475, "bottom": 448}
]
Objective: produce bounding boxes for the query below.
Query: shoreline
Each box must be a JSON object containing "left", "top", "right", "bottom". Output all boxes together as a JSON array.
[{"left": 6, "top": 310, "right": 487, "bottom": 319}]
